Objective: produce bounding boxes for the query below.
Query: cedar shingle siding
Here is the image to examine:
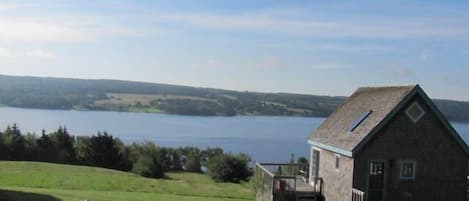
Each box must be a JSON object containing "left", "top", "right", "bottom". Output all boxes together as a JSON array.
[
  {"left": 353, "top": 95, "right": 467, "bottom": 201},
  {"left": 316, "top": 149, "right": 354, "bottom": 201},
  {"left": 309, "top": 85, "right": 468, "bottom": 201}
]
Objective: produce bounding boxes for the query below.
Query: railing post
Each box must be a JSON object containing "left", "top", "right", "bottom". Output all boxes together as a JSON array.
[
  {"left": 352, "top": 188, "right": 365, "bottom": 201},
  {"left": 271, "top": 176, "right": 275, "bottom": 194}
]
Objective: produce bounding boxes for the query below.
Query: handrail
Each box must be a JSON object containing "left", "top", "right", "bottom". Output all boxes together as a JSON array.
[
  {"left": 255, "top": 162, "right": 275, "bottom": 177},
  {"left": 258, "top": 163, "right": 308, "bottom": 166},
  {"left": 257, "top": 162, "right": 309, "bottom": 177},
  {"left": 352, "top": 188, "right": 365, "bottom": 201},
  {"left": 255, "top": 163, "right": 322, "bottom": 201}
]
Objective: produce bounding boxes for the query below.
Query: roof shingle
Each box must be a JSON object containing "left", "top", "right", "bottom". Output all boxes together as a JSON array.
[{"left": 309, "top": 85, "right": 417, "bottom": 152}]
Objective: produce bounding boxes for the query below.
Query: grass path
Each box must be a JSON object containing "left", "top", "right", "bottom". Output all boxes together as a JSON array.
[{"left": 0, "top": 161, "right": 254, "bottom": 201}]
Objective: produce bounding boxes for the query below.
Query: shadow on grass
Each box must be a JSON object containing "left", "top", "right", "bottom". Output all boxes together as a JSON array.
[{"left": 0, "top": 189, "right": 61, "bottom": 201}]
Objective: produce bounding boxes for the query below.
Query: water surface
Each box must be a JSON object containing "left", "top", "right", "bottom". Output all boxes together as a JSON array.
[{"left": 0, "top": 107, "right": 468, "bottom": 162}]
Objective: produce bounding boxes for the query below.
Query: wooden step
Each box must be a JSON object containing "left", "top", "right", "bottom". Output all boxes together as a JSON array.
[{"left": 296, "top": 192, "right": 323, "bottom": 201}]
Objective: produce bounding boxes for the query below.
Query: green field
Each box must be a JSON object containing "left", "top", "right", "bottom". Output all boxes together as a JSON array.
[{"left": 0, "top": 161, "right": 254, "bottom": 201}]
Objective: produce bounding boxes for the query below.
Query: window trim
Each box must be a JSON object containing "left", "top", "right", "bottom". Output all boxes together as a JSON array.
[
  {"left": 309, "top": 147, "right": 321, "bottom": 185},
  {"left": 406, "top": 102, "right": 425, "bottom": 123},
  {"left": 400, "top": 160, "right": 417, "bottom": 180}
]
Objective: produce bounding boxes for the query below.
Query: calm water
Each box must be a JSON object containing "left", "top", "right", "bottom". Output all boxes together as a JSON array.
[{"left": 1, "top": 107, "right": 468, "bottom": 162}]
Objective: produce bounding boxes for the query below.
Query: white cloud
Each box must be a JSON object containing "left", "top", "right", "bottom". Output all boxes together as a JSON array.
[
  {"left": 0, "top": 16, "right": 88, "bottom": 43},
  {"left": 204, "top": 58, "right": 221, "bottom": 68},
  {"left": 309, "top": 63, "right": 349, "bottom": 69},
  {"left": 0, "top": 14, "right": 157, "bottom": 44},
  {"left": 154, "top": 12, "right": 469, "bottom": 39},
  {"left": 24, "top": 49, "right": 56, "bottom": 59},
  {"left": 0, "top": 47, "right": 56, "bottom": 60},
  {"left": 258, "top": 55, "right": 287, "bottom": 69},
  {"left": 0, "top": 47, "right": 13, "bottom": 59},
  {"left": 390, "top": 65, "right": 416, "bottom": 78},
  {"left": 257, "top": 55, "right": 349, "bottom": 69},
  {"left": 0, "top": 3, "right": 19, "bottom": 11},
  {"left": 314, "top": 43, "right": 394, "bottom": 52},
  {"left": 419, "top": 53, "right": 432, "bottom": 61}
]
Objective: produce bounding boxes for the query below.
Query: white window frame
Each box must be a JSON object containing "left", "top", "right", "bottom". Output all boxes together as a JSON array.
[
  {"left": 400, "top": 160, "right": 416, "bottom": 180},
  {"left": 405, "top": 102, "right": 425, "bottom": 123},
  {"left": 334, "top": 154, "right": 340, "bottom": 171},
  {"left": 309, "top": 146, "right": 321, "bottom": 185}
]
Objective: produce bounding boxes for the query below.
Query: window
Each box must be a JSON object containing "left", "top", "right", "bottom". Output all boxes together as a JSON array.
[
  {"left": 311, "top": 149, "right": 320, "bottom": 178},
  {"left": 349, "top": 110, "right": 373, "bottom": 132},
  {"left": 335, "top": 154, "right": 340, "bottom": 170},
  {"left": 400, "top": 161, "right": 416, "bottom": 180},
  {"left": 406, "top": 102, "right": 425, "bottom": 123}
]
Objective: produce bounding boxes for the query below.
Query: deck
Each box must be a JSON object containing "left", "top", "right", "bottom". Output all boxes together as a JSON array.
[{"left": 255, "top": 163, "right": 323, "bottom": 201}]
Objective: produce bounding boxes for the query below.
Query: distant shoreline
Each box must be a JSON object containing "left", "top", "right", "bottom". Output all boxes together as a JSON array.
[
  {"left": 0, "top": 74, "right": 468, "bottom": 123},
  {"left": 2, "top": 105, "right": 469, "bottom": 124},
  {"left": 0, "top": 105, "right": 325, "bottom": 119}
]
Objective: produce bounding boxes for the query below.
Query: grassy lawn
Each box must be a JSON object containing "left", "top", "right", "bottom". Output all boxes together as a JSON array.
[{"left": 0, "top": 161, "right": 254, "bottom": 201}]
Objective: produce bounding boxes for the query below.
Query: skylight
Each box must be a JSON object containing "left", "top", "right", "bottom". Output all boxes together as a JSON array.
[{"left": 349, "top": 110, "right": 373, "bottom": 132}]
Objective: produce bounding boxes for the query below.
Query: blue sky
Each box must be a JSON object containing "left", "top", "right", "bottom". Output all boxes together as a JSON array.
[{"left": 0, "top": 1, "right": 468, "bottom": 100}]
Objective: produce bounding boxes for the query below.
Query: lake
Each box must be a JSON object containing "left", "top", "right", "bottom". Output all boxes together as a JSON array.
[{"left": 1, "top": 107, "right": 468, "bottom": 162}]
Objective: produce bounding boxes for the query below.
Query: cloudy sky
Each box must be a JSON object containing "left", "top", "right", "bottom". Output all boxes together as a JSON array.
[{"left": 0, "top": 0, "right": 468, "bottom": 100}]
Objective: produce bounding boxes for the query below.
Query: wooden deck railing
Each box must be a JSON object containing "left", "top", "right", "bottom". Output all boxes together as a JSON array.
[
  {"left": 401, "top": 192, "right": 412, "bottom": 201},
  {"left": 255, "top": 163, "right": 322, "bottom": 201},
  {"left": 351, "top": 188, "right": 365, "bottom": 201}
]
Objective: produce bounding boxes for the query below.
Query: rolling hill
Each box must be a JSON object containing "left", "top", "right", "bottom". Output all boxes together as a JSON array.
[
  {"left": 0, "top": 74, "right": 468, "bottom": 122},
  {"left": 0, "top": 161, "right": 254, "bottom": 201}
]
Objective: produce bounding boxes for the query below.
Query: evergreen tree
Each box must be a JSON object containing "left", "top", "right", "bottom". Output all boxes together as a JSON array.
[
  {"left": 50, "top": 126, "right": 76, "bottom": 163},
  {"left": 0, "top": 131, "right": 5, "bottom": 160},
  {"left": 3, "top": 124, "right": 26, "bottom": 160},
  {"left": 24, "top": 133, "right": 38, "bottom": 160},
  {"left": 36, "top": 130, "right": 57, "bottom": 162},
  {"left": 85, "top": 132, "right": 126, "bottom": 170}
]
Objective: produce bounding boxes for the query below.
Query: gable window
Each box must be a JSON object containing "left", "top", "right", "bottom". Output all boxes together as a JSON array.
[
  {"left": 400, "top": 161, "right": 416, "bottom": 180},
  {"left": 406, "top": 102, "right": 425, "bottom": 123},
  {"left": 334, "top": 154, "right": 340, "bottom": 170}
]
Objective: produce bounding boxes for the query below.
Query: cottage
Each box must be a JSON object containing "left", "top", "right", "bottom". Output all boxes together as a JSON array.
[
  {"left": 255, "top": 85, "right": 468, "bottom": 201},
  {"left": 308, "top": 85, "right": 468, "bottom": 201}
]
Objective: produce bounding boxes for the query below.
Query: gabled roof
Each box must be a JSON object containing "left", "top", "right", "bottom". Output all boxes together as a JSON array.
[{"left": 308, "top": 84, "right": 469, "bottom": 157}]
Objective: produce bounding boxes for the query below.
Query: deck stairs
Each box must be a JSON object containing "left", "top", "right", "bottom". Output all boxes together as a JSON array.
[{"left": 295, "top": 191, "right": 323, "bottom": 201}]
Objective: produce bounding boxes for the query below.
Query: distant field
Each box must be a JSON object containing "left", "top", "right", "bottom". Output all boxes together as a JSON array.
[
  {"left": 95, "top": 93, "right": 218, "bottom": 107},
  {"left": 93, "top": 92, "right": 311, "bottom": 116},
  {"left": 0, "top": 161, "right": 254, "bottom": 201}
]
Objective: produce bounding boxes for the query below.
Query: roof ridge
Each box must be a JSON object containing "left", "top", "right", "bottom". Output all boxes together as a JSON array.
[{"left": 357, "top": 84, "right": 418, "bottom": 89}]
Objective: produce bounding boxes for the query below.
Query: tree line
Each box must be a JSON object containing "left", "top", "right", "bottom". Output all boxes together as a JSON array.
[
  {"left": 1, "top": 74, "right": 468, "bottom": 122},
  {"left": 0, "top": 124, "right": 251, "bottom": 183}
]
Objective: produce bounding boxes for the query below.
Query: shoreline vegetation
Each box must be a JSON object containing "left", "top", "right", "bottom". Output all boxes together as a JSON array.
[
  {"left": 0, "top": 123, "right": 253, "bottom": 183},
  {"left": 1, "top": 74, "right": 469, "bottom": 122}
]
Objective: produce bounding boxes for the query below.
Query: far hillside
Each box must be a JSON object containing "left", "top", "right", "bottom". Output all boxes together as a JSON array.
[
  {"left": 0, "top": 74, "right": 468, "bottom": 122},
  {"left": 0, "top": 161, "right": 254, "bottom": 201}
]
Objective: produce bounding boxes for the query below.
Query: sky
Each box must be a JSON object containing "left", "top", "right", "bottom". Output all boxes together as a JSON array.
[{"left": 0, "top": 1, "right": 468, "bottom": 101}]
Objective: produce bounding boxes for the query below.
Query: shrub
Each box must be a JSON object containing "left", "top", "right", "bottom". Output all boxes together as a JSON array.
[
  {"left": 129, "top": 142, "right": 166, "bottom": 178},
  {"left": 132, "top": 155, "right": 164, "bottom": 178},
  {"left": 184, "top": 153, "right": 202, "bottom": 172},
  {"left": 207, "top": 153, "right": 251, "bottom": 183}
]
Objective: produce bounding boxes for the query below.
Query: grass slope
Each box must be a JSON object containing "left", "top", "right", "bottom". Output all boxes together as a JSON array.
[{"left": 0, "top": 161, "right": 254, "bottom": 201}]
